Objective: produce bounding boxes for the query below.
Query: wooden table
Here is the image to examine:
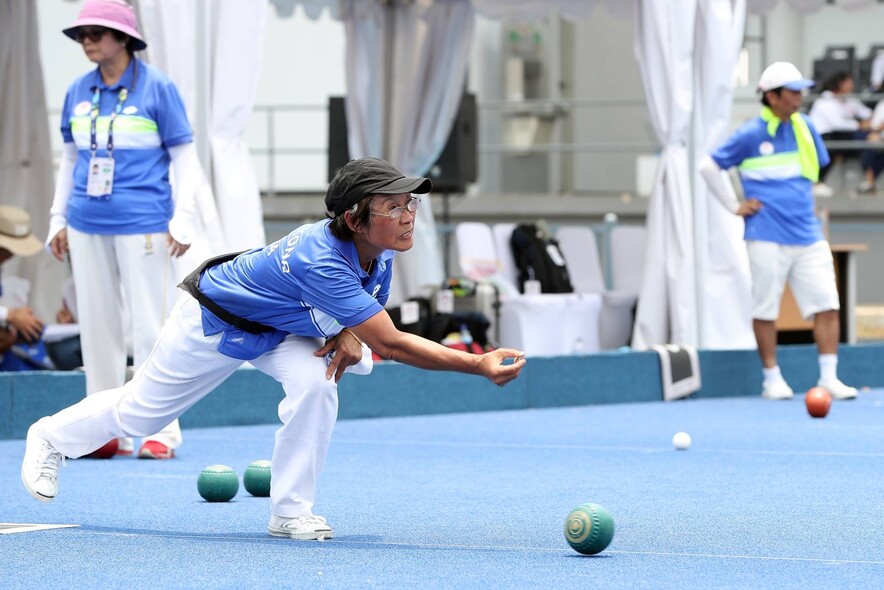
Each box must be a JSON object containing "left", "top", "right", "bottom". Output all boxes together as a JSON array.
[{"left": 776, "top": 243, "right": 868, "bottom": 344}]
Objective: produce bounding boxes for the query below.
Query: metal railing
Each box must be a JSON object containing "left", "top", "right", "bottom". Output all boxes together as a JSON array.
[
  {"left": 251, "top": 97, "right": 664, "bottom": 195},
  {"left": 47, "top": 92, "right": 884, "bottom": 196}
]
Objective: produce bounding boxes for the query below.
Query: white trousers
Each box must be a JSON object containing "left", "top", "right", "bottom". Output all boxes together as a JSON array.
[
  {"left": 67, "top": 227, "right": 181, "bottom": 448},
  {"left": 41, "top": 295, "right": 340, "bottom": 519}
]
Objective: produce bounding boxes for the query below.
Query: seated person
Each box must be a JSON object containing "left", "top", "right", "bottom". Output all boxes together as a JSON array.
[
  {"left": 0, "top": 206, "right": 48, "bottom": 371},
  {"left": 858, "top": 99, "right": 884, "bottom": 194},
  {"left": 808, "top": 71, "right": 873, "bottom": 195}
]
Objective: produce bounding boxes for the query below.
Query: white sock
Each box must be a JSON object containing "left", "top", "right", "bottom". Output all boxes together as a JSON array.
[
  {"left": 762, "top": 365, "right": 783, "bottom": 384},
  {"left": 819, "top": 354, "right": 838, "bottom": 383}
]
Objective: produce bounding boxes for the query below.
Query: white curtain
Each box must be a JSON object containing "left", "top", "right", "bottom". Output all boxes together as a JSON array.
[
  {"left": 0, "top": 0, "right": 63, "bottom": 321},
  {"left": 343, "top": 0, "right": 473, "bottom": 305},
  {"left": 137, "top": 0, "right": 221, "bottom": 275},
  {"left": 694, "top": 0, "right": 755, "bottom": 349},
  {"left": 210, "top": 1, "right": 268, "bottom": 251},
  {"left": 342, "top": 0, "right": 386, "bottom": 160},
  {"left": 631, "top": 0, "right": 698, "bottom": 348},
  {"left": 137, "top": 0, "right": 266, "bottom": 262}
]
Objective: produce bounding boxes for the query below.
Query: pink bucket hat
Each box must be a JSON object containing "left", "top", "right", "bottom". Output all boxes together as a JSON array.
[{"left": 62, "top": 0, "right": 147, "bottom": 51}]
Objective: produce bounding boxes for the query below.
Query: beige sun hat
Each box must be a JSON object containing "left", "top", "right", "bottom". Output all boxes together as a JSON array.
[{"left": 0, "top": 206, "right": 43, "bottom": 257}]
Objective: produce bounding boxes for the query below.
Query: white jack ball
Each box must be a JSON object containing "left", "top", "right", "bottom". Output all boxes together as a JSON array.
[{"left": 672, "top": 432, "right": 691, "bottom": 450}]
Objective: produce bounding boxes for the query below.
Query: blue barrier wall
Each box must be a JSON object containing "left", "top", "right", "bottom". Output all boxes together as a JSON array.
[{"left": 2, "top": 343, "right": 882, "bottom": 440}]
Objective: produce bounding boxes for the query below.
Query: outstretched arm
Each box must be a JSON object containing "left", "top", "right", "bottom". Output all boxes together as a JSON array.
[{"left": 349, "top": 310, "right": 526, "bottom": 387}]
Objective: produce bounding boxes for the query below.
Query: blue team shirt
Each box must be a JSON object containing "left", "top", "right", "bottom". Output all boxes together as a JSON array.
[
  {"left": 60, "top": 58, "right": 193, "bottom": 235},
  {"left": 197, "top": 220, "right": 393, "bottom": 360},
  {"left": 711, "top": 114, "right": 830, "bottom": 245}
]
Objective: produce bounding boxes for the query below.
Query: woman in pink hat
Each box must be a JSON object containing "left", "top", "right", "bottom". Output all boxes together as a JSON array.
[{"left": 47, "top": 0, "right": 202, "bottom": 460}]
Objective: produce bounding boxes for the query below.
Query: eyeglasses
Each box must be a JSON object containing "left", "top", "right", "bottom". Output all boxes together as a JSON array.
[
  {"left": 370, "top": 197, "right": 420, "bottom": 220},
  {"left": 77, "top": 26, "right": 110, "bottom": 43}
]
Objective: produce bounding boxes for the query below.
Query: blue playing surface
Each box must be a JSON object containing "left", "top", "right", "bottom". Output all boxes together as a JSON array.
[{"left": 3, "top": 390, "right": 884, "bottom": 589}]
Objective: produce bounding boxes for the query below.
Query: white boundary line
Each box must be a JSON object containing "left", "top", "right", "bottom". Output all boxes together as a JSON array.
[
  {"left": 116, "top": 474, "right": 193, "bottom": 480},
  {"left": 58, "top": 530, "right": 884, "bottom": 565},
  {"left": 0, "top": 523, "right": 80, "bottom": 534},
  {"left": 330, "top": 438, "right": 884, "bottom": 458}
]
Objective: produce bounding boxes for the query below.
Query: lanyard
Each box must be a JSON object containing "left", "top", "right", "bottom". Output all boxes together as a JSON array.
[{"left": 89, "top": 85, "right": 129, "bottom": 158}]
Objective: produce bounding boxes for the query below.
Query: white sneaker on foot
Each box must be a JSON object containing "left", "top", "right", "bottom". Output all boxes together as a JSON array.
[
  {"left": 21, "top": 419, "right": 62, "bottom": 502},
  {"left": 268, "top": 514, "right": 333, "bottom": 540},
  {"left": 762, "top": 379, "right": 794, "bottom": 400},
  {"left": 818, "top": 378, "right": 858, "bottom": 400}
]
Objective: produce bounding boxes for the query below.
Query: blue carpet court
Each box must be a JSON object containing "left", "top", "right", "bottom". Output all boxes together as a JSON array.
[{"left": 3, "top": 389, "right": 883, "bottom": 589}]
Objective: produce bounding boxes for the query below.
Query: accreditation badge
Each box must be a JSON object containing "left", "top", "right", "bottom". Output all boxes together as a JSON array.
[{"left": 86, "top": 157, "right": 115, "bottom": 197}]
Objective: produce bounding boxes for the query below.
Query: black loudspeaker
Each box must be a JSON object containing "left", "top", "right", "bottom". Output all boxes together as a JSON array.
[
  {"left": 427, "top": 93, "right": 477, "bottom": 193},
  {"left": 328, "top": 96, "right": 350, "bottom": 183},
  {"left": 327, "top": 93, "right": 478, "bottom": 193}
]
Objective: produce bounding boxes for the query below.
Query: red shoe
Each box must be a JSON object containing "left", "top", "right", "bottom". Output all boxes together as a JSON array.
[
  {"left": 83, "top": 439, "right": 119, "bottom": 459},
  {"left": 137, "top": 440, "right": 175, "bottom": 460}
]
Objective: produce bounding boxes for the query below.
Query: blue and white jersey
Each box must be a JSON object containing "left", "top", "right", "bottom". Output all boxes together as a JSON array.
[
  {"left": 60, "top": 58, "right": 193, "bottom": 235},
  {"left": 711, "top": 115, "right": 830, "bottom": 245},
  {"left": 197, "top": 220, "right": 393, "bottom": 360}
]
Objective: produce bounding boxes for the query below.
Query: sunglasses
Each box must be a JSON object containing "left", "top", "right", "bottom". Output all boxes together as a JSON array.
[{"left": 77, "top": 26, "right": 110, "bottom": 43}]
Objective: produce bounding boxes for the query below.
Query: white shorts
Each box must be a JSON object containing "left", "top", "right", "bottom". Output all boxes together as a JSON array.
[{"left": 747, "top": 240, "right": 840, "bottom": 321}]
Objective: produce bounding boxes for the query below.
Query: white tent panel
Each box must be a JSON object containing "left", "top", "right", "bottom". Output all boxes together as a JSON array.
[
  {"left": 0, "top": 0, "right": 64, "bottom": 321},
  {"left": 210, "top": 0, "right": 268, "bottom": 251},
  {"left": 694, "top": 0, "right": 755, "bottom": 350},
  {"left": 631, "top": 0, "right": 698, "bottom": 348},
  {"left": 138, "top": 0, "right": 266, "bottom": 260}
]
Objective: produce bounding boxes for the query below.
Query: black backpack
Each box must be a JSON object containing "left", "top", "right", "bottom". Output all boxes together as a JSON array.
[{"left": 509, "top": 223, "right": 574, "bottom": 294}]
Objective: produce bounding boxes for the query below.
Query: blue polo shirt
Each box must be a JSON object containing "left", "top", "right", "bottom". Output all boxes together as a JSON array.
[
  {"left": 197, "top": 220, "right": 393, "bottom": 360},
  {"left": 60, "top": 58, "right": 193, "bottom": 235},
  {"left": 711, "top": 114, "right": 830, "bottom": 245}
]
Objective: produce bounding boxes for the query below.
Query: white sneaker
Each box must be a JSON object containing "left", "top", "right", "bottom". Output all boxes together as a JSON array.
[
  {"left": 21, "top": 419, "right": 62, "bottom": 502},
  {"left": 813, "top": 183, "right": 834, "bottom": 198},
  {"left": 818, "top": 378, "right": 858, "bottom": 400},
  {"left": 762, "top": 379, "right": 794, "bottom": 400},
  {"left": 268, "top": 514, "right": 333, "bottom": 540}
]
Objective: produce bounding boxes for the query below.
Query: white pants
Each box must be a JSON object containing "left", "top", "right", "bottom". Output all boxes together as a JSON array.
[
  {"left": 41, "top": 295, "right": 340, "bottom": 519},
  {"left": 747, "top": 240, "right": 840, "bottom": 321},
  {"left": 67, "top": 227, "right": 181, "bottom": 448}
]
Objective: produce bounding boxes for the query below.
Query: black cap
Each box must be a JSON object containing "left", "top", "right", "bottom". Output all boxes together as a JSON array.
[{"left": 325, "top": 157, "right": 433, "bottom": 217}]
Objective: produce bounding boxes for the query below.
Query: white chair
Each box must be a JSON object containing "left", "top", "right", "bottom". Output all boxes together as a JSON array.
[
  {"left": 555, "top": 226, "right": 605, "bottom": 294},
  {"left": 460, "top": 222, "right": 602, "bottom": 356},
  {"left": 609, "top": 225, "right": 647, "bottom": 296},
  {"left": 556, "top": 226, "right": 636, "bottom": 349},
  {"left": 454, "top": 222, "right": 519, "bottom": 297},
  {"left": 492, "top": 222, "right": 519, "bottom": 290}
]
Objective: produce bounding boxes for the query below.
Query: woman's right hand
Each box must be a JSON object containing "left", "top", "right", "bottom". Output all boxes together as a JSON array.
[
  {"left": 477, "top": 348, "right": 527, "bottom": 387},
  {"left": 49, "top": 228, "right": 68, "bottom": 261}
]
